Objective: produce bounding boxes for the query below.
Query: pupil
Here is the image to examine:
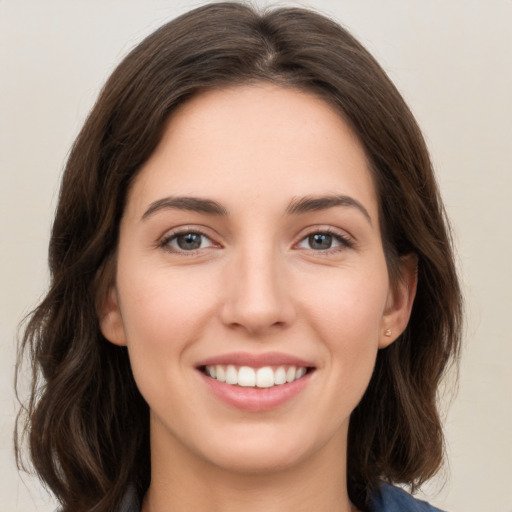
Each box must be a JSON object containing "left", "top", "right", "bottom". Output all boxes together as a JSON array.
[
  {"left": 177, "top": 233, "right": 201, "bottom": 250},
  {"left": 309, "top": 233, "right": 332, "bottom": 250}
]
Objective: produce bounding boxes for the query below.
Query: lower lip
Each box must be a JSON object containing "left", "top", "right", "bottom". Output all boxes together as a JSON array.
[{"left": 198, "top": 370, "right": 314, "bottom": 412}]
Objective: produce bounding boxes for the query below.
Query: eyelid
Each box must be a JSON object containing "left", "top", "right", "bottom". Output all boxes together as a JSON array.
[
  {"left": 157, "top": 225, "right": 222, "bottom": 253},
  {"left": 155, "top": 224, "right": 355, "bottom": 254},
  {"left": 294, "top": 226, "right": 355, "bottom": 251}
]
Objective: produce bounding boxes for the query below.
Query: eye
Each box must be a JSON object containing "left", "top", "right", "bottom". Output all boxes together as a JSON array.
[
  {"left": 162, "top": 231, "right": 215, "bottom": 252},
  {"left": 297, "top": 231, "right": 352, "bottom": 251}
]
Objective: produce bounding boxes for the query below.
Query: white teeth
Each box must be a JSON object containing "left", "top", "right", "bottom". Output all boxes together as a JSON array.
[
  {"left": 274, "top": 366, "right": 287, "bottom": 385},
  {"left": 225, "top": 365, "right": 238, "bottom": 385},
  {"left": 215, "top": 365, "right": 226, "bottom": 382},
  {"left": 256, "top": 367, "right": 274, "bottom": 388},
  {"left": 238, "top": 366, "right": 256, "bottom": 387},
  {"left": 296, "top": 367, "right": 306, "bottom": 379},
  {"left": 204, "top": 364, "right": 309, "bottom": 388}
]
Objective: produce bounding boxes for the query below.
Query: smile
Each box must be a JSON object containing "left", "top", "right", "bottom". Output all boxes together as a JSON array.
[
  {"left": 201, "top": 365, "right": 309, "bottom": 388},
  {"left": 196, "top": 352, "right": 316, "bottom": 411}
]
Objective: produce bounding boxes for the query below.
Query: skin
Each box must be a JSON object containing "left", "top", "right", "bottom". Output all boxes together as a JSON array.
[{"left": 100, "top": 84, "right": 417, "bottom": 512}]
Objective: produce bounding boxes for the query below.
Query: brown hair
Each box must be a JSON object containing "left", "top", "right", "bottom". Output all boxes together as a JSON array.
[{"left": 16, "top": 2, "right": 462, "bottom": 511}]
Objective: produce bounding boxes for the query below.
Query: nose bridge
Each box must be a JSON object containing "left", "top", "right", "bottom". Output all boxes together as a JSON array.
[{"left": 221, "top": 236, "right": 293, "bottom": 334}]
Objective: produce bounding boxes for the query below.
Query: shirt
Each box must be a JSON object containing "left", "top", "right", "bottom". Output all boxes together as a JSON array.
[
  {"left": 372, "top": 484, "right": 446, "bottom": 511},
  {"left": 120, "top": 483, "right": 446, "bottom": 511}
]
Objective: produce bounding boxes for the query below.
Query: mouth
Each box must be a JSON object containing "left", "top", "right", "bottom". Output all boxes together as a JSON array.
[
  {"left": 195, "top": 352, "right": 316, "bottom": 411},
  {"left": 198, "top": 364, "right": 315, "bottom": 389}
]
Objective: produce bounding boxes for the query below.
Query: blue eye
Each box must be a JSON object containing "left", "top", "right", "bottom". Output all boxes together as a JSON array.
[
  {"left": 298, "top": 232, "right": 351, "bottom": 251},
  {"left": 164, "top": 232, "right": 214, "bottom": 251}
]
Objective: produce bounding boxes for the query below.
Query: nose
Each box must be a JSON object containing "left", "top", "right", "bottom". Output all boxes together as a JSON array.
[{"left": 219, "top": 246, "right": 296, "bottom": 336}]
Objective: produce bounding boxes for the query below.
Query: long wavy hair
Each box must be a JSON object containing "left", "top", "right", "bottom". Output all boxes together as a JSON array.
[{"left": 16, "top": 3, "right": 462, "bottom": 511}]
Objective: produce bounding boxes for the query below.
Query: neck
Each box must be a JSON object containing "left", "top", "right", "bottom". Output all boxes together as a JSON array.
[{"left": 142, "top": 419, "right": 356, "bottom": 512}]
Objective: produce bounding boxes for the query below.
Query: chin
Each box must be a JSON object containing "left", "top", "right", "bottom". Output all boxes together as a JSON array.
[
  {"left": 193, "top": 424, "right": 329, "bottom": 476},
  {"left": 207, "top": 444, "right": 307, "bottom": 475}
]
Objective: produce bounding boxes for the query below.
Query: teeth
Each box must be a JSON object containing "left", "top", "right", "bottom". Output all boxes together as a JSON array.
[
  {"left": 238, "top": 366, "right": 255, "bottom": 387},
  {"left": 225, "top": 365, "right": 238, "bottom": 385},
  {"left": 204, "top": 365, "right": 309, "bottom": 388},
  {"left": 274, "top": 366, "right": 287, "bottom": 385},
  {"left": 215, "top": 365, "right": 226, "bottom": 382},
  {"left": 256, "top": 367, "right": 274, "bottom": 388},
  {"left": 296, "top": 367, "right": 306, "bottom": 379},
  {"left": 286, "top": 366, "right": 296, "bottom": 383}
]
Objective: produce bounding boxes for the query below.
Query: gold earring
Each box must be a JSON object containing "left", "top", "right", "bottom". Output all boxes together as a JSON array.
[{"left": 384, "top": 329, "right": 392, "bottom": 337}]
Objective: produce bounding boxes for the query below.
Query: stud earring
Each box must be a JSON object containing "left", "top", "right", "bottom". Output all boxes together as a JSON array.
[{"left": 384, "top": 329, "right": 392, "bottom": 337}]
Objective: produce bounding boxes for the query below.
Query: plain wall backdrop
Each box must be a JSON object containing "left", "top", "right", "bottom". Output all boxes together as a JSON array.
[{"left": 1, "top": 1, "right": 511, "bottom": 511}]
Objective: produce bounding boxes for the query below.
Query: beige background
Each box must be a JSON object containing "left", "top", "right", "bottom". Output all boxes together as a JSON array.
[{"left": 1, "top": 1, "right": 511, "bottom": 511}]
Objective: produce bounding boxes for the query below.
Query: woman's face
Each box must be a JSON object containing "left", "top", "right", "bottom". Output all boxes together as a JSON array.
[{"left": 101, "top": 84, "right": 415, "bottom": 475}]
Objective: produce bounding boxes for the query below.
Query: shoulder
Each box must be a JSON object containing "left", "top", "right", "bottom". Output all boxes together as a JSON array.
[
  {"left": 370, "top": 484, "right": 447, "bottom": 512},
  {"left": 118, "top": 483, "right": 446, "bottom": 512}
]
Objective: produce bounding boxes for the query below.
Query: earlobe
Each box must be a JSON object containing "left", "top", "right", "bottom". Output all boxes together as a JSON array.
[
  {"left": 379, "top": 254, "right": 418, "bottom": 349},
  {"left": 98, "top": 286, "right": 127, "bottom": 346}
]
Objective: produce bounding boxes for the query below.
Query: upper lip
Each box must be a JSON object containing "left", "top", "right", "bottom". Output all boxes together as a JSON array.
[{"left": 196, "top": 351, "right": 315, "bottom": 368}]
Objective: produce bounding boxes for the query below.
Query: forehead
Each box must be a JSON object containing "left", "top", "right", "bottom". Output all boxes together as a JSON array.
[{"left": 126, "top": 84, "right": 378, "bottom": 220}]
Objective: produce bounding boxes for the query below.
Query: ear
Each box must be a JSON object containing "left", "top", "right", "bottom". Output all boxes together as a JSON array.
[
  {"left": 379, "top": 254, "right": 418, "bottom": 349},
  {"left": 98, "top": 286, "right": 127, "bottom": 346}
]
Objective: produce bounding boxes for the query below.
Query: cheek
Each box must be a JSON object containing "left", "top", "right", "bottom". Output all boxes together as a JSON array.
[
  {"left": 116, "top": 264, "right": 218, "bottom": 390},
  {"left": 298, "top": 264, "right": 389, "bottom": 385},
  {"left": 118, "top": 260, "right": 218, "bottom": 337},
  {"left": 301, "top": 264, "right": 389, "bottom": 340}
]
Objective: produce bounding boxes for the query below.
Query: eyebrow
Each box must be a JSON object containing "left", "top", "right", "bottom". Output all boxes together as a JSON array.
[
  {"left": 286, "top": 195, "right": 372, "bottom": 225},
  {"left": 141, "top": 194, "right": 372, "bottom": 224},
  {"left": 142, "top": 196, "right": 229, "bottom": 220}
]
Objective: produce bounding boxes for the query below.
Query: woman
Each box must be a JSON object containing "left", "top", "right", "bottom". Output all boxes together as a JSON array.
[{"left": 16, "top": 3, "right": 462, "bottom": 512}]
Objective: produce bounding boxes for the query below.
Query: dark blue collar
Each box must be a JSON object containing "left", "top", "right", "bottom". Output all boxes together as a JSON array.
[{"left": 120, "top": 483, "right": 447, "bottom": 511}]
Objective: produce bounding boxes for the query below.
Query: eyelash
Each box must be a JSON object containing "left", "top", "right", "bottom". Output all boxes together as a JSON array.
[
  {"left": 158, "top": 229, "right": 217, "bottom": 255},
  {"left": 298, "top": 228, "right": 354, "bottom": 253},
  {"left": 158, "top": 227, "right": 354, "bottom": 255}
]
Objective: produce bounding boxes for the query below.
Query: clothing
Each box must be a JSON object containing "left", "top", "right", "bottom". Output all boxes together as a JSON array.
[
  {"left": 371, "top": 484, "right": 446, "bottom": 511},
  {"left": 119, "top": 484, "right": 139, "bottom": 512},
  {"left": 120, "top": 483, "right": 446, "bottom": 512}
]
